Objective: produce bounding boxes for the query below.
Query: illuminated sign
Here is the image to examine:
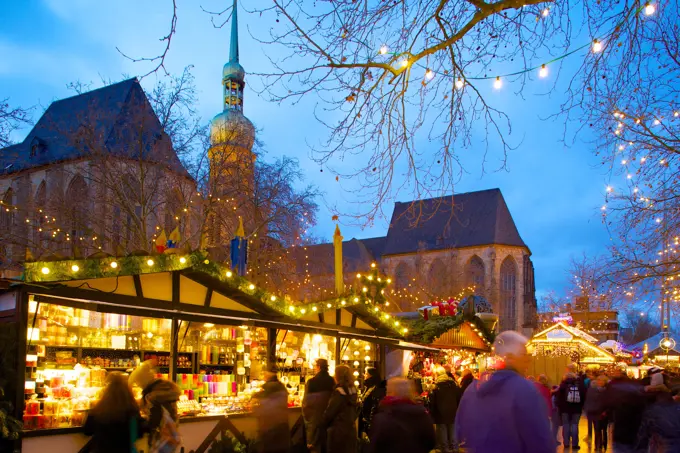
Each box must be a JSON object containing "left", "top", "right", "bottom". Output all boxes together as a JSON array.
[{"left": 553, "top": 313, "right": 573, "bottom": 323}]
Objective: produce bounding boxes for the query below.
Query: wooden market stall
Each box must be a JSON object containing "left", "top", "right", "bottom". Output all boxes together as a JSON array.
[
  {"left": 527, "top": 322, "right": 615, "bottom": 385},
  {"left": 0, "top": 251, "right": 409, "bottom": 453}
]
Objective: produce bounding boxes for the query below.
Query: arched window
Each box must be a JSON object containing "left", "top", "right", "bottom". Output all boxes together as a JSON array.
[
  {"left": 34, "top": 182, "right": 47, "bottom": 252},
  {"left": 500, "top": 256, "right": 518, "bottom": 331},
  {"left": 65, "top": 175, "right": 89, "bottom": 254},
  {"left": 466, "top": 255, "right": 485, "bottom": 293},
  {"left": 428, "top": 258, "right": 448, "bottom": 297}
]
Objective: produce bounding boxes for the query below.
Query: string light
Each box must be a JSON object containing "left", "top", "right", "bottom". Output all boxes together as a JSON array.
[
  {"left": 455, "top": 78, "right": 465, "bottom": 89},
  {"left": 644, "top": 3, "right": 656, "bottom": 15},
  {"left": 146, "top": 259, "right": 154, "bottom": 267},
  {"left": 539, "top": 64, "right": 548, "bottom": 78},
  {"left": 425, "top": 69, "right": 434, "bottom": 80},
  {"left": 179, "top": 257, "right": 187, "bottom": 264},
  {"left": 248, "top": 284, "right": 255, "bottom": 290},
  {"left": 592, "top": 39, "right": 603, "bottom": 53},
  {"left": 399, "top": 58, "right": 409, "bottom": 68},
  {"left": 542, "top": 7, "right": 550, "bottom": 16},
  {"left": 71, "top": 264, "right": 79, "bottom": 272},
  {"left": 41, "top": 267, "right": 50, "bottom": 275},
  {"left": 494, "top": 76, "right": 502, "bottom": 90},
  {"left": 379, "top": 45, "right": 388, "bottom": 55},
  {"left": 110, "top": 261, "right": 118, "bottom": 269}
]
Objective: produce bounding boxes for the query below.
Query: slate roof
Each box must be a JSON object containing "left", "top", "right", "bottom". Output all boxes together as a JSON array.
[
  {"left": 292, "top": 237, "right": 384, "bottom": 276},
  {"left": 381, "top": 188, "right": 527, "bottom": 255},
  {"left": 0, "top": 78, "right": 189, "bottom": 178}
]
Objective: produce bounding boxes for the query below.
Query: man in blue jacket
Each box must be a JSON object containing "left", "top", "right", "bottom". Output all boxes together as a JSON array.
[{"left": 455, "top": 331, "right": 554, "bottom": 453}]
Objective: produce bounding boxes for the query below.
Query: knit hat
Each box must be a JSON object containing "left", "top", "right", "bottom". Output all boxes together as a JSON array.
[{"left": 128, "top": 359, "right": 156, "bottom": 391}]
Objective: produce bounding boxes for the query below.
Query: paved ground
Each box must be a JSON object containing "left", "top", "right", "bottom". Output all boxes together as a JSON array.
[{"left": 555, "top": 417, "right": 612, "bottom": 453}]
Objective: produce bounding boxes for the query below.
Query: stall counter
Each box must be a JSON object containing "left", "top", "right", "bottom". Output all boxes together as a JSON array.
[{"left": 22, "top": 407, "right": 302, "bottom": 453}]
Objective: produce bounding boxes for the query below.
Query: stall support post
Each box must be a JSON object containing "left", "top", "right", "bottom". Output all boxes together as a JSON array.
[
  {"left": 379, "top": 344, "right": 386, "bottom": 380},
  {"left": 335, "top": 335, "right": 341, "bottom": 367},
  {"left": 267, "top": 328, "right": 277, "bottom": 370},
  {"left": 15, "top": 289, "right": 29, "bottom": 423},
  {"left": 170, "top": 317, "right": 180, "bottom": 382}
]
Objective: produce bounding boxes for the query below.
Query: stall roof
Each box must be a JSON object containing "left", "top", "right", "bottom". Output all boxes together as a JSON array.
[
  {"left": 631, "top": 332, "right": 680, "bottom": 356},
  {"left": 528, "top": 322, "right": 615, "bottom": 363},
  {"left": 10, "top": 252, "right": 406, "bottom": 342}
]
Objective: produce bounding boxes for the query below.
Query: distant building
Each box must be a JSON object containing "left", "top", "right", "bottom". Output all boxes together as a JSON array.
[
  {"left": 291, "top": 189, "right": 537, "bottom": 335},
  {"left": 537, "top": 301, "right": 619, "bottom": 342}
]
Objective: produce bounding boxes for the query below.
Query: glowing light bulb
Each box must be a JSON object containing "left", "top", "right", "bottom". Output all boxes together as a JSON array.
[
  {"left": 400, "top": 58, "right": 409, "bottom": 68},
  {"left": 146, "top": 259, "right": 154, "bottom": 266},
  {"left": 606, "top": 186, "right": 613, "bottom": 193},
  {"left": 539, "top": 64, "right": 548, "bottom": 78},
  {"left": 270, "top": 295, "right": 277, "bottom": 301},
  {"left": 654, "top": 119, "right": 661, "bottom": 125},
  {"left": 644, "top": 3, "right": 655, "bottom": 15},
  {"left": 289, "top": 306, "right": 295, "bottom": 312},
  {"left": 71, "top": 264, "right": 80, "bottom": 272},
  {"left": 312, "top": 306, "right": 317, "bottom": 311},
  {"left": 248, "top": 284, "right": 255, "bottom": 290},
  {"left": 542, "top": 7, "right": 550, "bottom": 16},
  {"left": 621, "top": 159, "right": 627, "bottom": 165},
  {"left": 379, "top": 45, "right": 388, "bottom": 55},
  {"left": 327, "top": 303, "right": 332, "bottom": 308},
  {"left": 592, "top": 39, "right": 603, "bottom": 53},
  {"left": 110, "top": 261, "right": 118, "bottom": 269},
  {"left": 179, "top": 257, "right": 186, "bottom": 264},
  {"left": 455, "top": 78, "right": 465, "bottom": 89},
  {"left": 226, "top": 271, "right": 233, "bottom": 278},
  {"left": 425, "top": 69, "right": 434, "bottom": 80},
  {"left": 493, "top": 76, "right": 502, "bottom": 89},
  {"left": 41, "top": 267, "right": 50, "bottom": 275}
]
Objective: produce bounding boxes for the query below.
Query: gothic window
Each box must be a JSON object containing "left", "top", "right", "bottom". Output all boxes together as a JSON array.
[
  {"left": 394, "top": 262, "right": 410, "bottom": 292},
  {"left": 428, "top": 258, "right": 448, "bottom": 296},
  {"left": 466, "top": 255, "right": 486, "bottom": 293},
  {"left": 65, "top": 175, "right": 89, "bottom": 253},
  {"left": 500, "top": 256, "right": 518, "bottom": 331}
]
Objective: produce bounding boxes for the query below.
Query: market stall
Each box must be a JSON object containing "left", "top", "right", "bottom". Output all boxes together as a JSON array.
[
  {"left": 0, "top": 251, "right": 409, "bottom": 453},
  {"left": 527, "top": 322, "right": 615, "bottom": 384}
]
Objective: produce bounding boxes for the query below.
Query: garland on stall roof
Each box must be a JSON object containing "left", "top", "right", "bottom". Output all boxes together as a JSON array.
[
  {"left": 23, "top": 251, "right": 406, "bottom": 337},
  {"left": 406, "top": 312, "right": 495, "bottom": 346}
]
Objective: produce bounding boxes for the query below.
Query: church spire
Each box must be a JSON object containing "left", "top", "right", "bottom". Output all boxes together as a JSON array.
[{"left": 229, "top": 0, "right": 239, "bottom": 65}]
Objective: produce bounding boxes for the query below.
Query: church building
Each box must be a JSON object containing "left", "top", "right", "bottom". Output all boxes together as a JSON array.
[{"left": 292, "top": 189, "right": 537, "bottom": 335}]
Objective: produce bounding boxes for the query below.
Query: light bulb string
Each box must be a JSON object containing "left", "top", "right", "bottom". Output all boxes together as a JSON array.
[{"left": 366, "top": 2, "right": 645, "bottom": 82}]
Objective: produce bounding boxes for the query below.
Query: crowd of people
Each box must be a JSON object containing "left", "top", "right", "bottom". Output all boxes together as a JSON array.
[{"left": 81, "top": 334, "right": 680, "bottom": 453}]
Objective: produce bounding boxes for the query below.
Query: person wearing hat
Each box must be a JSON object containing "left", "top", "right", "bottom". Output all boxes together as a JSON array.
[
  {"left": 253, "top": 365, "right": 290, "bottom": 453},
  {"left": 303, "top": 358, "right": 336, "bottom": 453},
  {"left": 455, "top": 331, "right": 554, "bottom": 453},
  {"left": 358, "top": 367, "right": 386, "bottom": 439}
]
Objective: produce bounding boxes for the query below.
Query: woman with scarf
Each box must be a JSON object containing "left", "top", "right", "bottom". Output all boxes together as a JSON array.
[{"left": 358, "top": 368, "right": 386, "bottom": 438}]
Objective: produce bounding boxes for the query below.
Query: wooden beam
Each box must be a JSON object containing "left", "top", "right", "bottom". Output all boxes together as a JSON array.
[
  {"left": 203, "top": 288, "right": 213, "bottom": 307},
  {"left": 351, "top": 314, "right": 357, "bottom": 328},
  {"left": 171, "top": 271, "right": 180, "bottom": 308},
  {"left": 132, "top": 274, "right": 143, "bottom": 298},
  {"left": 318, "top": 313, "right": 324, "bottom": 323},
  {"left": 15, "top": 289, "right": 28, "bottom": 422},
  {"left": 336, "top": 309, "right": 341, "bottom": 325}
]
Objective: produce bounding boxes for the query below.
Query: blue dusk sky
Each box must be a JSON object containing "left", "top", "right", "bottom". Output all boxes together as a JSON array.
[{"left": 0, "top": 1, "right": 615, "bottom": 299}]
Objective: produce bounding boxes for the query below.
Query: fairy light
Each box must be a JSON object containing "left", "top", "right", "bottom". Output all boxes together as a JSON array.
[
  {"left": 399, "top": 58, "right": 409, "bottom": 68},
  {"left": 110, "top": 261, "right": 118, "bottom": 269},
  {"left": 379, "top": 45, "right": 388, "bottom": 55},
  {"left": 542, "top": 7, "right": 550, "bottom": 16},
  {"left": 592, "top": 39, "right": 603, "bottom": 53},
  {"left": 493, "top": 76, "right": 502, "bottom": 89},
  {"left": 71, "top": 264, "right": 80, "bottom": 272},
  {"left": 539, "top": 64, "right": 548, "bottom": 78},
  {"left": 270, "top": 295, "right": 277, "bottom": 301},
  {"left": 226, "top": 271, "right": 233, "bottom": 278},
  {"left": 425, "top": 69, "right": 434, "bottom": 80},
  {"left": 455, "top": 78, "right": 465, "bottom": 89},
  {"left": 179, "top": 257, "right": 187, "bottom": 264},
  {"left": 146, "top": 259, "right": 154, "bottom": 267},
  {"left": 644, "top": 3, "right": 656, "bottom": 15},
  {"left": 248, "top": 284, "right": 255, "bottom": 290},
  {"left": 41, "top": 267, "right": 50, "bottom": 275}
]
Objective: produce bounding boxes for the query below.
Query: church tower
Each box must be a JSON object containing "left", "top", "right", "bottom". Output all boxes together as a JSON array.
[{"left": 208, "top": 0, "right": 256, "bottom": 248}]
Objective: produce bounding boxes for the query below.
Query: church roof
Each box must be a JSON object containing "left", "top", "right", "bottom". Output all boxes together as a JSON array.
[
  {"left": 0, "top": 78, "right": 190, "bottom": 178},
  {"left": 291, "top": 237, "right": 384, "bottom": 276},
  {"left": 381, "top": 188, "right": 527, "bottom": 255}
]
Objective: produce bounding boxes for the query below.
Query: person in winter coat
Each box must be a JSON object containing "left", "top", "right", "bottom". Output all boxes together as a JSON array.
[
  {"left": 557, "top": 363, "right": 587, "bottom": 450},
  {"left": 83, "top": 372, "right": 145, "bottom": 453},
  {"left": 128, "top": 359, "right": 182, "bottom": 451},
  {"left": 637, "top": 387, "right": 680, "bottom": 453},
  {"left": 303, "top": 358, "right": 336, "bottom": 453},
  {"left": 253, "top": 367, "right": 291, "bottom": 453},
  {"left": 320, "top": 365, "right": 358, "bottom": 453},
  {"left": 455, "top": 331, "right": 554, "bottom": 453},
  {"left": 605, "top": 367, "right": 648, "bottom": 453},
  {"left": 429, "top": 367, "right": 461, "bottom": 453},
  {"left": 534, "top": 374, "right": 552, "bottom": 414},
  {"left": 358, "top": 367, "right": 386, "bottom": 438},
  {"left": 369, "top": 378, "right": 435, "bottom": 453},
  {"left": 460, "top": 369, "right": 474, "bottom": 395},
  {"left": 583, "top": 375, "right": 609, "bottom": 451}
]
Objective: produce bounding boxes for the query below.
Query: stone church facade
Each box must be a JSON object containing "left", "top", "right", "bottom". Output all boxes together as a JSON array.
[{"left": 292, "top": 189, "right": 537, "bottom": 334}]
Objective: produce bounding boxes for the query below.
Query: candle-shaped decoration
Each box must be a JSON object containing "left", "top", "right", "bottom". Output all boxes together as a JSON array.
[{"left": 333, "top": 224, "right": 344, "bottom": 295}]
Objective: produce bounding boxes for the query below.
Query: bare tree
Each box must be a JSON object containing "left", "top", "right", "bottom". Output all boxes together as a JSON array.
[
  {"left": 0, "top": 99, "right": 31, "bottom": 148},
  {"left": 620, "top": 309, "right": 659, "bottom": 345},
  {"left": 538, "top": 290, "right": 568, "bottom": 314}
]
